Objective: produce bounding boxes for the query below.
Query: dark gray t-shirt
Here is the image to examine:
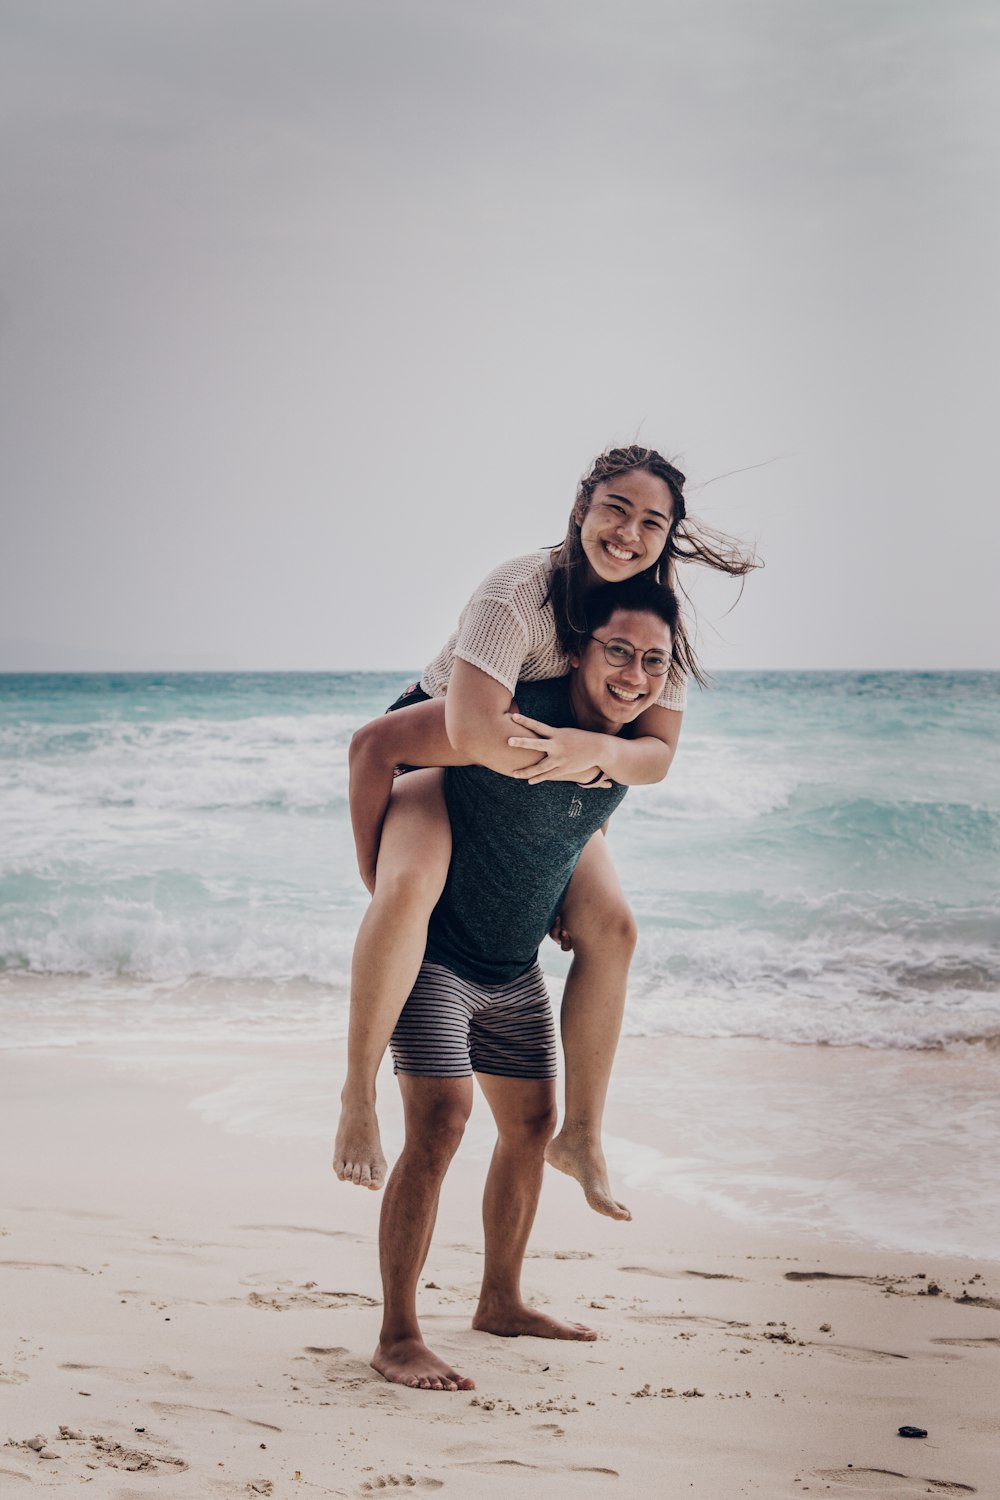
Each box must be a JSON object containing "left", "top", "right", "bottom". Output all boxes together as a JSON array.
[{"left": 424, "top": 676, "right": 630, "bottom": 985}]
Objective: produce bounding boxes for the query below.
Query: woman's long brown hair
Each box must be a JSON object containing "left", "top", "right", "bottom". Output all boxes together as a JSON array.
[{"left": 545, "top": 445, "right": 760, "bottom": 689}]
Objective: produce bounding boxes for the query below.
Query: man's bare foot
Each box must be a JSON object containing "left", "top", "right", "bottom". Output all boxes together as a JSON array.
[
  {"left": 545, "top": 1129, "right": 631, "bottom": 1221},
  {"left": 472, "top": 1300, "right": 597, "bottom": 1341},
  {"left": 372, "top": 1335, "right": 475, "bottom": 1391},
  {"left": 333, "top": 1102, "right": 387, "bottom": 1189}
]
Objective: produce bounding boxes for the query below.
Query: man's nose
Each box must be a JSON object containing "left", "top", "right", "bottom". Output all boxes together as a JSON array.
[{"left": 618, "top": 652, "right": 646, "bottom": 683}]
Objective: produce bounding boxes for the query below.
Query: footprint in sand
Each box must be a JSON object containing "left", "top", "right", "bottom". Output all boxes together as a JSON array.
[
  {"left": 619, "top": 1265, "right": 743, "bottom": 1281},
  {"left": 16, "top": 1431, "right": 188, "bottom": 1476},
  {"left": 240, "top": 1222, "right": 361, "bottom": 1241},
  {"left": 0, "top": 1258, "right": 92, "bottom": 1274},
  {"left": 525, "top": 1249, "right": 594, "bottom": 1261},
  {"left": 628, "top": 1313, "right": 749, "bottom": 1331},
  {"left": 294, "top": 1347, "right": 375, "bottom": 1392},
  {"left": 244, "top": 1283, "right": 379, "bottom": 1311},
  {"left": 815, "top": 1344, "right": 910, "bottom": 1363},
  {"left": 816, "top": 1469, "right": 975, "bottom": 1494},
  {"left": 785, "top": 1271, "right": 876, "bottom": 1282},
  {"left": 359, "top": 1476, "right": 444, "bottom": 1492},
  {"left": 456, "top": 1458, "right": 618, "bottom": 1477},
  {"left": 931, "top": 1337, "right": 1000, "bottom": 1348},
  {"left": 149, "top": 1401, "right": 281, "bottom": 1432}
]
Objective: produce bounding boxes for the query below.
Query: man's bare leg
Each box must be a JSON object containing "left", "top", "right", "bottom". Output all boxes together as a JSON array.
[
  {"left": 333, "top": 771, "right": 451, "bottom": 1189},
  {"left": 372, "top": 1074, "right": 476, "bottom": 1391},
  {"left": 544, "top": 831, "right": 635, "bottom": 1221},
  {"left": 472, "top": 1073, "right": 597, "bottom": 1341}
]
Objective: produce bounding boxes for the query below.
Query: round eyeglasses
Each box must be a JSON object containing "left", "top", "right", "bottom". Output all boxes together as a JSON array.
[{"left": 587, "top": 634, "right": 671, "bottom": 676}]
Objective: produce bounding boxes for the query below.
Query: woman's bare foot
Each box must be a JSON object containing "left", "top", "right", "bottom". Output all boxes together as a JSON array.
[
  {"left": 545, "top": 1128, "right": 631, "bottom": 1221},
  {"left": 371, "top": 1335, "right": 475, "bottom": 1391},
  {"left": 332, "top": 1102, "right": 387, "bottom": 1189},
  {"left": 472, "top": 1299, "right": 597, "bottom": 1341}
]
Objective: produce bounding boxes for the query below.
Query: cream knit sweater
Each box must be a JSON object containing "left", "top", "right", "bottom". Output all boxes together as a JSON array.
[{"left": 420, "top": 550, "right": 687, "bottom": 712}]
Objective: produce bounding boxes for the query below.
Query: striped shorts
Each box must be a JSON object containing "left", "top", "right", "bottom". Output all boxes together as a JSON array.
[{"left": 390, "top": 960, "right": 557, "bottom": 1081}]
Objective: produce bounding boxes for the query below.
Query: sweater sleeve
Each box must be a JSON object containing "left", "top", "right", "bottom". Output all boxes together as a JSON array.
[
  {"left": 655, "top": 669, "right": 688, "bottom": 711},
  {"left": 452, "top": 594, "right": 531, "bottom": 695}
]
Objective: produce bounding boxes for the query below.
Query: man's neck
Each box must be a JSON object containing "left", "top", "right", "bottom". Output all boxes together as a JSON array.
[{"left": 567, "top": 676, "right": 623, "bottom": 737}]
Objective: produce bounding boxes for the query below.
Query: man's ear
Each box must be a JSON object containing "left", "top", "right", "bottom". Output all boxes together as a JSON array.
[{"left": 568, "top": 652, "right": 581, "bottom": 670}]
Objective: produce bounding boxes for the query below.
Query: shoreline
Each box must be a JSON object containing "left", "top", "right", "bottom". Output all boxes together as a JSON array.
[
  {"left": 5, "top": 1007, "right": 998, "bottom": 1262},
  {"left": 2, "top": 1040, "right": 997, "bottom": 1496}
]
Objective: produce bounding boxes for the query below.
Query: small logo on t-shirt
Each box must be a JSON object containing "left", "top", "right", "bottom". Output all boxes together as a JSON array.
[{"left": 568, "top": 794, "right": 583, "bottom": 818}]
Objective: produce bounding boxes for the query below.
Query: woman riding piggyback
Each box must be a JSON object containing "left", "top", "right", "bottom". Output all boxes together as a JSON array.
[{"left": 334, "top": 445, "right": 758, "bottom": 1220}]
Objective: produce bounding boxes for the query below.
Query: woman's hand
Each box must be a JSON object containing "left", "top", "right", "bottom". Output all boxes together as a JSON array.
[{"left": 506, "top": 714, "right": 613, "bottom": 787}]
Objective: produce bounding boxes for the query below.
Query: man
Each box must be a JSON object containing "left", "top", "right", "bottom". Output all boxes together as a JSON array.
[{"left": 351, "top": 576, "right": 678, "bottom": 1391}]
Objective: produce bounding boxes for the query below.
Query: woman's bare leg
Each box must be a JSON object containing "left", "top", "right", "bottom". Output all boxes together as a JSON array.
[
  {"left": 545, "top": 831, "right": 636, "bottom": 1221},
  {"left": 333, "top": 769, "right": 451, "bottom": 1189}
]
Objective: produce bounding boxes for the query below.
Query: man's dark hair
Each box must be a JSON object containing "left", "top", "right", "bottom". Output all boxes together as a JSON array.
[{"left": 578, "top": 577, "right": 680, "bottom": 675}]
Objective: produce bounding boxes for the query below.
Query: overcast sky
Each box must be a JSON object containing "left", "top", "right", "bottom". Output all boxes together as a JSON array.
[{"left": 2, "top": 0, "right": 997, "bottom": 671}]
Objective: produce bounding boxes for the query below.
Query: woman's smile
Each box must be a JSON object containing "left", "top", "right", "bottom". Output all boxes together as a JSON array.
[{"left": 578, "top": 470, "right": 673, "bottom": 586}]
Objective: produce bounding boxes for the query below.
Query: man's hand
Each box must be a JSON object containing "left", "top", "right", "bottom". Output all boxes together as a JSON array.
[
  {"left": 548, "top": 911, "right": 574, "bottom": 952},
  {"left": 506, "top": 715, "right": 612, "bottom": 787}
]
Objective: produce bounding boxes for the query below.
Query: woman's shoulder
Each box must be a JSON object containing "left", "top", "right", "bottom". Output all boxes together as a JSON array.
[{"left": 470, "top": 550, "right": 554, "bottom": 606}]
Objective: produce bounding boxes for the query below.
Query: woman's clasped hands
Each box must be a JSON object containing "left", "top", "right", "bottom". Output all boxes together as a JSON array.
[{"left": 505, "top": 712, "right": 614, "bottom": 788}]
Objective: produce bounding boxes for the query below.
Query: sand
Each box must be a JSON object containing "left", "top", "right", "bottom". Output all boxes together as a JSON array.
[{"left": 1, "top": 1035, "right": 997, "bottom": 1499}]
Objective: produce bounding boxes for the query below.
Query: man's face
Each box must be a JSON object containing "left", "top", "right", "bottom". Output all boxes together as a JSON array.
[{"left": 568, "top": 607, "right": 673, "bottom": 732}]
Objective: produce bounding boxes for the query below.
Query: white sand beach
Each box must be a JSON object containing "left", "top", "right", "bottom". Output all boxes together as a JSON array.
[{"left": 2, "top": 1031, "right": 996, "bottom": 1498}]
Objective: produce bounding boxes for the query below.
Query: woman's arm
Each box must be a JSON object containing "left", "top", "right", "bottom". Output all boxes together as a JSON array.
[
  {"left": 445, "top": 660, "right": 610, "bottom": 784},
  {"left": 348, "top": 696, "right": 547, "bottom": 890},
  {"left": 506, "top": 702, "right": 684, "bottom": 787}
]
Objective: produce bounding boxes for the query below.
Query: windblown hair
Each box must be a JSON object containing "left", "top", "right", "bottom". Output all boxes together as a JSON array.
[
  {"left": 579, "top": 577, "right": 681, "bottom": 678},
  {"left": 545, "top": 445, "right": 760, "bottom": 688}
]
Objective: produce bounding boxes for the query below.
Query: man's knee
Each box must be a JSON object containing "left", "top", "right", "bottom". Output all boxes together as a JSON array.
[{"left": 404, "top": 1089, "right": 472, "bottom": 1166}]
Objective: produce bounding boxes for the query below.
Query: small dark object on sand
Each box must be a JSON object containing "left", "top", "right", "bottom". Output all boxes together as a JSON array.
[{"left": 898, "top": 1425, "right": 927, "bottom": 1438}]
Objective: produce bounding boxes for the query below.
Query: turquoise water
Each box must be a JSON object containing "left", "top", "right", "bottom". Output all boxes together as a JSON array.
[{"left": 1, "top": 670, "right": 998, "bottom": 1051}]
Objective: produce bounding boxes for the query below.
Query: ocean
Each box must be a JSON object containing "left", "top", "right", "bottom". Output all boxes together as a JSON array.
[{"left": 2, "top": 669, "right": 998, "bottom": 1257}]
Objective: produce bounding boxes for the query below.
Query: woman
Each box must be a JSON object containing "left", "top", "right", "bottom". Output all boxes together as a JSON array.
[{"left": 335, "top": 445, "right": 756, "bottom": 1219}]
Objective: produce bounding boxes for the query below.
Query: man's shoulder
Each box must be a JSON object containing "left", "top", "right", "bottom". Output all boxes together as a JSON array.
[{"left": 512, "top": 674, "right": 572, "bottom": 721}]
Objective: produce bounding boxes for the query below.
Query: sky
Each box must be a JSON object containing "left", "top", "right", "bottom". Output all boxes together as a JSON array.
[{"left": 2, "top": 0, "right": 998, "bottom": 672}]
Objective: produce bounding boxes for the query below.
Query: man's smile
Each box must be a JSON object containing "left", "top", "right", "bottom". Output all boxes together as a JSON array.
[{"left": 606, "top": 683, "right": 644, "bottom": 703}]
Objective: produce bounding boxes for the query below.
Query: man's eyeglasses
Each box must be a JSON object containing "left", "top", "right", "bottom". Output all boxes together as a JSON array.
[{"left": 587, "top": 635, "right": 671, "bottom": 677}]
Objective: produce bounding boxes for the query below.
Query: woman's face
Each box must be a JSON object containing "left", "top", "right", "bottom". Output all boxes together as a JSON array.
[{"left": 577, "top": 469, "right": 674, "bottom": 586}]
